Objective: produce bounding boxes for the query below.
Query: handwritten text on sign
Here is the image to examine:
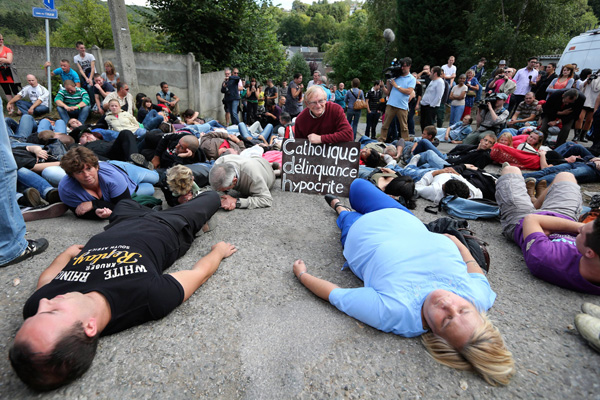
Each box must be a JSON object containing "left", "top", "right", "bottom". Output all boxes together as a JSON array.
[{"left": 281, "top": 139, "right": 359, "bottom": 196}]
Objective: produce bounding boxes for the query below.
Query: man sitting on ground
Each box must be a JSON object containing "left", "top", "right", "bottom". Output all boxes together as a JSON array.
[
  {"left": 91, "top": 74, "right": 114, "bottom": 115},
  {"left": 102, "top": 82, "right": 134, "bottom": 114},
  {"left": 54, "top": 80, "right": 90, "bottom": 126},
  {"left": 44, "top": 59, "right": 80, "bottom": 87},
  {"left": 6, "top": 74, "right": 50, "bottom": 117},
  {"left": 9, "top": 191, "right": 237, "bottom": 391},
  {"left": 495, "top": 167, "right": 600, "bottom": 295},
  {"left": 209, "top": 154, "right": 276, "bottom": 210}
]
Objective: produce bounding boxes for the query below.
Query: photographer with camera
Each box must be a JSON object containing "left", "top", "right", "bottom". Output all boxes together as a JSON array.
[
  {"left": 541, "top": 89, "right": 586, "bottom": 147},
  {"left": 380, "top": 57, "right": 416, "bottom": 142},
  {"left": 285, "top": 73, "right": 304, "bottom": 119},
  {"left": 461, "top": 93, "right": 509, "bottom": 145},
  {"left": 221, "top": 68, "right": 242, "bottom": 126},
  {"left": 576, "top": 69, "right": 600, "bottom": 142}
]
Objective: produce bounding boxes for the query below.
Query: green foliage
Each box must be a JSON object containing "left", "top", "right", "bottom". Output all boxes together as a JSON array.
[
  {"left": 276, "top": 0, "right": 349, "bottom": 50},
  {"left": 0, "top": 11, "right": 59, "bottom": 44},
  {"left": 28, "top": 0, "right": 167, "bottom": 52},
  {"left": 324, "top": 10, "right": 384, "bottom": 88},
  {"left": 148, "top": 0, "right": 287, "bottom": 77},
  {"left": 285, "top": 51, "right": 311, "bottom": 86},
  {"left": 463, "top": 0, "right": 598, "bottom": 67}
]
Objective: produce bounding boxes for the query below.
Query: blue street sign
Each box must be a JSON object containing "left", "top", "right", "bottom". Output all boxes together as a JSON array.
[
  {"left": 32, "top": 7, "right": 58, "bottom": 19},
  {"left": 44, "top": 0, "right": 54, "bottom": 10}
]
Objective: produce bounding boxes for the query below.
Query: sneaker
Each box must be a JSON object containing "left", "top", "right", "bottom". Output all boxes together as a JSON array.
[
  {"left": 582, "top": 302, "right": 600, "bottom": 319},
  {"left": 130, "top": 153, "right": 154, "bottom": 170},
  {"left": 22, "top": 202, "right": 68, "bottom": 222},
  {"left": 0, "top": 238, "right": 49, "bottom": 268},
  {"left": 575, "top": 313, "right": 600, "bottom": 353},
  {"left": 18, "top": 188, "right": 43, "bottom": 208},
  {"left": 407, "top": 154, "right": 421, "bottom": 167},
  {"left": 46, "top": 188, "right": 61, "bottom": 204}
]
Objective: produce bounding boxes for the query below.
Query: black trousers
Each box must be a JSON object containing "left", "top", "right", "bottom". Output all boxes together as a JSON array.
[
  {"left": 104, "top": 130, "right": 139, "bottom": 161},
  {"left": 419, "top": 105, "right": 437, "bottom": 132},
  {"left": 106, "top": 191, "right": 220, "bottom": 262}
]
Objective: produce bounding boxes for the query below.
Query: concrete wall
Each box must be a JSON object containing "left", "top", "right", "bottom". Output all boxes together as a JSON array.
[{"left": 7, "top": 45, "right": 233, "bottom": 120}]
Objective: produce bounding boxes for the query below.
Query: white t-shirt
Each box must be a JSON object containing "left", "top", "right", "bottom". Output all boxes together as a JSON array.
[
  {"left": 17, "top": 84, "right": 50, "bottom": 107},
  {"left": 441, "top": 64, "right": 456, "bottom": 80},
  {"left": 74, "top": 53, "right": 96, "bottom": 75},
  {"left": 450, "top": 84, "right": 468, "bottom": 106}
]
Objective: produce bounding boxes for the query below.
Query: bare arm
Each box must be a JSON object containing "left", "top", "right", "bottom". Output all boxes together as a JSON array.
[
  {"left": 522, "top": 214, "right": 583, "bottom": 239},
  {"left": 37, "top": 245, "right": 84, "bottom": 289},
  {"left": 443, "top": 234, "right": 484, "bottom": 274},
  {"left": 169, "top": 242, "right": 237, "bottom": 302},
  {"left": 293, "top": 260, "right": 339, "bottom": 301}
]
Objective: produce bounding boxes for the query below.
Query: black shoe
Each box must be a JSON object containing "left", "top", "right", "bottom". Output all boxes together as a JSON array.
[
  {"left": 18, "top": 188, "right": 43, "bottom": 208},
  {"left": 324, "top": 194, "right": 339, "bottom": 207},
  {"left": 1, "top": 238, "right": 49, "bottom": 267},
  {"left": 130, "top": 153, "right": 154, "bottom": 170},
  {"left": 46, "top": 188, "right": 61, "bottom": 204},
  {"left": 22, "top": 202, "right": 68, "bottom": 222}
]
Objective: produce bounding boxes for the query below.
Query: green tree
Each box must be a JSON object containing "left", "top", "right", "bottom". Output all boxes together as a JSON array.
[
  {"left": 277, "top": 12, "right": 311, "bottom": 46},
  {"left": 305, "top": 13, "right": 338, "bottom": 50},
  {"left": 463, "top": 0, "right": 597, "bottom": 67},
  {"left": 324, "top": 10, "right": 383, "bottom": 88},
  {"left": 148, "top": 0, "right": 287, "bottom": 76},
  {"left": 285, "top": 51, "right": 311, "bottom": 86},
  {"left": 292, "top": 0, "right": 309, "bottom": 13},
  {"left": 48, "top": 0, "right": 165, "bottom": 52}
]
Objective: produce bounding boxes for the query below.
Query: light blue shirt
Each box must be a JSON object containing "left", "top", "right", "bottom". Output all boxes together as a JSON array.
[
  {"left": 53, "top": 68, "right": 80, "bottom": 84},
  {"left": 387, "top": 74, "right": 416, "bottom": 110},
  {"left": 328, "top": 208, "right": 496, "bottom": 337}
]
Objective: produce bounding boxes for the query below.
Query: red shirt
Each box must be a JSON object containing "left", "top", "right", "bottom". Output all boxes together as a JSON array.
[{"left": 294, "top": 102, "right": 354, "bottom": 144}]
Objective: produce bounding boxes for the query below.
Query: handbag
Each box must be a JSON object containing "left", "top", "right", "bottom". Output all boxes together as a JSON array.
[
  {"left": 467, "top": 90, "right": 476, "bottom": 97},
  {"left": 350, "top": 89, "right": 367, "bottom": 110}
]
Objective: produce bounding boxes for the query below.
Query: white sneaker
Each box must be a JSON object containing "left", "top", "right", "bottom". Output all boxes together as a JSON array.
[{"left": 407, "top": 154, "right": 421, "bottom": 167}]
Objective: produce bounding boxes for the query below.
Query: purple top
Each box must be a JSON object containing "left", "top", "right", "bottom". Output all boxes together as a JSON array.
[
  {"left": 58, "top": 162, "right": 137, "bottom": 208},
  {"left": 514, "top": 212, "right": 600, "bottom": 295}
]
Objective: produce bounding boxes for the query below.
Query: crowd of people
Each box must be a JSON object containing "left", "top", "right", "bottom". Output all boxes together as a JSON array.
[{"left": 1, "top": 37, "right": 599, "bottom": 392}]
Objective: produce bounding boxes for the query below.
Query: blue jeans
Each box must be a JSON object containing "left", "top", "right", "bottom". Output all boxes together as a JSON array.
[
  {"left": 6, "top": 115, "right": 36, "bottom": 141},
  {"left": 336, "top": 179, "right": 412, "bottom": 246},
  {"left": 554, "top": 142, "right": 594, "bottom": 158},
  {"left": 182, "top": 120, "right": 223, "bottom": 137},
  {"left": 17, "top": 168, "right": 54, "bottom": 198},
  {"left": 41, "top": 166, "right": 66, "bottom": 186},
  {"left": 412, "top": 138, "right": 443, "bottom": 157},
  {"left": 15, "top": 100, "right": 49, "bottom": 117},
  {"left": 346, "top": 109, "right": 362, "bottom": 138},
  {"left": 142, "top": 109, "right": 165, "bottom": 130},
  {"left": 38, "top": 118, "right": 67, "bottom": 134},
  {"left": 108, "top": 161, "right": 159, "bottom": 196},
  {"left": 416, "top": 149, "right": 449, "bottom": 170},
  {"left": 57, "top": 105, "right": 90, "bottom": 125},
  {"left": 225, "top": 99, "right": 240, "bottom": 125},
  {"left": 358, "top": 135, "right": 378, "bottom": 147},
  {"left": 239, "top": 122, "right": 273, "bottom": 143},
  {"left": 499, "top": 128, "right": 519, "bottom": 137},
  {"left": 449, "top": 105, "right": 465, "bottom": 126},
  {"left": 91, "top": 129, "right": 120, "bottom": 141},
  {"left": 522, "top": 162, "right": 597, "bottom": 185},
  {"left": 0, "top": 98, "right": 28, "bottom": 264}
]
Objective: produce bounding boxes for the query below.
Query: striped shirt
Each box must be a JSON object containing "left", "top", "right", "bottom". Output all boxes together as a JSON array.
[{"left": 55, "top": 87, "right": 90, "bottom": 106}]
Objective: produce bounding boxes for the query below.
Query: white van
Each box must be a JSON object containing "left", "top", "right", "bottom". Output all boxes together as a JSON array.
[{"left": 558, "top": 29, "right": 600, "bottom": 71}]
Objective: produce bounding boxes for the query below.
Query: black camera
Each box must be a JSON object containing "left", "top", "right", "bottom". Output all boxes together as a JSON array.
[
  {"left": 589, "top": 73, "right": 598, "bottom": 81},
  {"left": 383, "top": 58, "right": 403, "bottom": 80},
  {"left": 478, "top": 94, "right": 499, "bottom": 110}
]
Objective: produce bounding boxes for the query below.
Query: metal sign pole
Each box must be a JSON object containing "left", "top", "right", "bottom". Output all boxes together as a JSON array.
[{"left": 45, "top": 18, "right": 51, "bottom": 112}]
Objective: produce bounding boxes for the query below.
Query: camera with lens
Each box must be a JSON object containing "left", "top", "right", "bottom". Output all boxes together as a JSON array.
[
  {"left": 383, "top": 58, "right": 403, "bottom": 80},
  {"left": 478, "top": 94, "right": 499, "bottom": 110},
  {"left": 589, "top": 73, "right": 598, "bottom": 81}
]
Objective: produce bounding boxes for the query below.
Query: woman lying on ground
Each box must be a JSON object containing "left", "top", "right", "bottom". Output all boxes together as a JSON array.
[
  {"left": 293, "top": 179, "right": 515, "bottom": 385},
  {"left": 491, "top": 131, "right": 545, "bottom": 170},
  {"left": 58, "top": 147, "right": 159, "bottom": 219}
]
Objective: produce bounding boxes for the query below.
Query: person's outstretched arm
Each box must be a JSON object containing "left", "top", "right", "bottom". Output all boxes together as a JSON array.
[
  {"left": 169, "top": 242, "right": 237, "bottom": 302},
  {"left": 37, "top": 245, "right": 84, "bottom": 289},
  {"left": 293, "top": 260, "right": 339, "bottom": 301}
]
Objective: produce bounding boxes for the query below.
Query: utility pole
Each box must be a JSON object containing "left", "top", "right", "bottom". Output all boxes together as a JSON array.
[{"left": 107, "top": 0, "right": 138, "bottom": 93}]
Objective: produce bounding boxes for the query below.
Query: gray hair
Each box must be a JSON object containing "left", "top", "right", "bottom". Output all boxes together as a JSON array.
[
  {"left": 224, "top": 67, "right": 231, "bottom": 73},
  {"left": 303, "top": 85, "right": 327, "bottom": 106},
  {"left": 209, "top": 163, "right": 237, "bottom": 191}
]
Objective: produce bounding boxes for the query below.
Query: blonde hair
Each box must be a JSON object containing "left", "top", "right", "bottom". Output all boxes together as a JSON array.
[
  {"left": 166, "top": 165, "right": 194, "bottom": 196},
  {"left": 104, "top": 60, "right": 116, "bottom": 74},
  {"left": 421, "top": 313, "right": 515, "bottom": 386},
  {"left": 497, "top": 132, "right": 513, "bottom": 147},
  {"left": 303, "top": 85, "right": 327, "bottom": 106}
]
